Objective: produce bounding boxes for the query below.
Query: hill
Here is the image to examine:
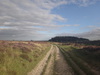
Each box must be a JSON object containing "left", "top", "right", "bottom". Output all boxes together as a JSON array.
[{"left": 49, "top": 36, "right": 89, "bottom": 43}]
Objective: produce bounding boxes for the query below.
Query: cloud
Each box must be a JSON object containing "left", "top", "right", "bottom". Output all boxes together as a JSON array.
[
  {"left": 0, "top": 0, "right": 99, "bottom": 40},
  {"left": 0, "top": 0, "right": 66, "bottom": 26},
  {"left": 64, "top": 24, "right": 80, "bottom": 27},
  {"left": 0, "top": 0, "right": 68, "bottom": 40},
  {"left": 88, "top": 25, "right": 100, "bottom": 29},
  {"left": 57, "top": 27, "right": 100, "bottom": 40},
  {"left": 69, "top": 0, "right": 99, "bottom": 6},
  {"left": 77, "top": 28, "right": 100, "bottom": 40}
]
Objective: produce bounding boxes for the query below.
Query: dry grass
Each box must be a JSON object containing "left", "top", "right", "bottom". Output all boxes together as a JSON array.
[{"left": 0, "top": 40, "right": 51, "bottom": 75}]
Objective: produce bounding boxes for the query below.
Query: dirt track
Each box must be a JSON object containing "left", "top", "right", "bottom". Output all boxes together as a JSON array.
[
  {"left": 54, "top": 46, "right": 74, "bottom": 75},
  {"left": 28, "top": 45, "right": 53, "bottom": 75},
  {"left": 28, "top": 45, "right": 74, "bottom": 75}
]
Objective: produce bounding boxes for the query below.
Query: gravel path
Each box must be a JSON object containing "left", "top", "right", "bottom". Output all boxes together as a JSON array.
[
  {"left": 54, "top": 46, "right": 74, "bottom": 75},
  {"left": 28, "top": 45, "right": 74, "bottom": 75}
]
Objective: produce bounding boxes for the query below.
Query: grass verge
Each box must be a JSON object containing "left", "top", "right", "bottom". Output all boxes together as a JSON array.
[{"left": 59, "top": 45, "right": 97, "bottom": 75}]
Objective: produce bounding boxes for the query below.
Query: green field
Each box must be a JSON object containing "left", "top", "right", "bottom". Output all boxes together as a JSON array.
[{"left": 0, "top": 41, "right": 51, "bottom": 75}]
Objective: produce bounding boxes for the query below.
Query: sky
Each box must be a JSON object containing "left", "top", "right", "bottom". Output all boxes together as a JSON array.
[{"left": 0, "top": 0, "right": 100, "bottom": 40}]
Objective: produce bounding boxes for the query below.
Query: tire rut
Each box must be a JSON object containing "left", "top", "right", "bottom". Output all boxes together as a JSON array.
[
  {"left": 27, "top": 45, "right": 53, "bottom": 75},
  {"left": 28, "top": 45, "right": 75, "bottom": 75},
  {"left": 43, "top": 49, "right": 55, "bottom": 75},
  {"left": 54, "top": 46, "right": 74, "bottom": 75}
]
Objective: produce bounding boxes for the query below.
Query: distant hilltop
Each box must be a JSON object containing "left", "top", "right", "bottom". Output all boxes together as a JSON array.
[{"left": 49, "top": 36, "right": 89, "bottom": 43}]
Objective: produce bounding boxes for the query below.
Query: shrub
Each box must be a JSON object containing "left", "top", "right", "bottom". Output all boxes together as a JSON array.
[
  {"left": 7, "top": 70, "right": 17, "bottom": 75},
  {"left": 20, "top": 47, "right": 31, "bottom": 53},
  {"left": 20, "top": 54, "right": 32, "bottom": 62},
  {"left": 0, "top": 53, "right": 5, "bottom": 64}
]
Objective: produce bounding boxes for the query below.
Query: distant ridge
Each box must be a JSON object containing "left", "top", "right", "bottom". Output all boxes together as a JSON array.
[{"left": 49, "top": 36, "right": 89, "bottom": 43}]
